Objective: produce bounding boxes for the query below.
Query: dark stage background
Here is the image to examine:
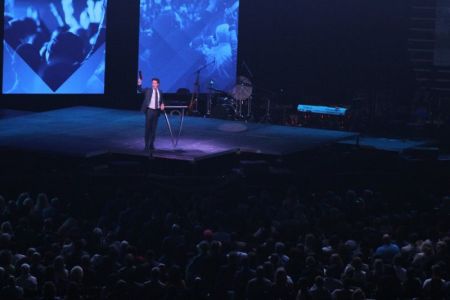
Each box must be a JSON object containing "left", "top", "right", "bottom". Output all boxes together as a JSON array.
[{"left": 0, "top": 0, "right": 413, "bottom": 111}]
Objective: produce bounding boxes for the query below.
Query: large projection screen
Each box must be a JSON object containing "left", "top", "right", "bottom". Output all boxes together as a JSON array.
[
  {"left": 3, "top": 0, "right": 108, "bottom": 94},
  {"left": 138, "top": 0, "right": 239, "bottom": 93}
]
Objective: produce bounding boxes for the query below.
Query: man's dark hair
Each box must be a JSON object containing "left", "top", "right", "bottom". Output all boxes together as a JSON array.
[
  {"left": 152, "top": 78, "right": 160, "bottom": 84},
  {"left": 5, "top": 18, "right": 38, "bottom": 49},
  {"left": 47, "top": 31, "right": 85, "bottom": 64}
]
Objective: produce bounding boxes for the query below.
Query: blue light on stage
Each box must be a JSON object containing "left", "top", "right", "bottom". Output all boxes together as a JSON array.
[
  {"left": 3, "top": 0, "right": 108, "bottom": 94},
  {"left": 138, "top": 0, "right": 239, "bottom": 93}
]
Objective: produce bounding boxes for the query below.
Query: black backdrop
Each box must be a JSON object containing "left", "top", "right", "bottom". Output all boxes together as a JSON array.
[{"left": 0, "top": 0, "right": 413, "bottom": 111}]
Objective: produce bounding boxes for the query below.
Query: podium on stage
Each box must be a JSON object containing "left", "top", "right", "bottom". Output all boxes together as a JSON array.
[{"left": 162, "top": 105, "right": 188, "bottom": 148}]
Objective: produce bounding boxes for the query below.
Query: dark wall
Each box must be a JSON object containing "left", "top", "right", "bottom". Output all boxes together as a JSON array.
[
  {"left": 0, "top": 0, "right": 413, "bottom": 111},
  {"left": 238, "top": 0, "right": 413, "bottom": 104}
]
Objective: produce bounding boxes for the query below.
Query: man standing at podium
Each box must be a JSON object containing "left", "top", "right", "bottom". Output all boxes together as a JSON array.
[{"left": 138, "top": 77, "right": 165, "bottom": 151}]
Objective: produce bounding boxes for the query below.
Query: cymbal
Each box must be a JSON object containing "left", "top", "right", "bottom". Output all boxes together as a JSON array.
[{"left": 237, "top": 75, "right": 252, "bottom": 86}]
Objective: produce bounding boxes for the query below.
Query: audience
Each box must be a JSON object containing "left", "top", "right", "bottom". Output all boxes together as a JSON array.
[{"left": 0, "top": 186, "right": 447, "bottom": 299}]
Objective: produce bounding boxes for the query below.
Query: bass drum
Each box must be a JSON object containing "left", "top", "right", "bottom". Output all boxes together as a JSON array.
[
  {"left": 231, "top": 76, "right": 253, "bottom": 101},
  {"left": 212, "top": 97, "right": 236, "bottom": 119}
]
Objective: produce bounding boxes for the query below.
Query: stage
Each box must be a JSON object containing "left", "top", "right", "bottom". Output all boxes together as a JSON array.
[{"left": 0, "top": 106, "right": 359, "bottom": 161}]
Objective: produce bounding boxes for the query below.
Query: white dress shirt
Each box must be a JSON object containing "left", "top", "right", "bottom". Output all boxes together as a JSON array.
[{"left": 148, "top": 89, "right": 159, "bottom": 109}]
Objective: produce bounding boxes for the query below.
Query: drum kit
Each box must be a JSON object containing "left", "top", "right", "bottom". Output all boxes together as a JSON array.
[
  {"left": 210, "top": 75, "right": 255, "bottom": 120},
  {"left": 188, "top": 60, "right": 273, "bottom": 121}
]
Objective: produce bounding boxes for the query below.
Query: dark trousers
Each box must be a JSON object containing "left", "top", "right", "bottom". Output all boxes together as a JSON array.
[{"left": 145, "top": 108, "right": 160, "bottom": 148}]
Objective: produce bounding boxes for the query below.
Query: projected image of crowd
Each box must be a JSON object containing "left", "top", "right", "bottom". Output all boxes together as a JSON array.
[
  {"left": 139, "top": 0, "right": 239, "bottom": 92},
  {"left": 3, "top": 0, "right": 107, "bottom": 92}
]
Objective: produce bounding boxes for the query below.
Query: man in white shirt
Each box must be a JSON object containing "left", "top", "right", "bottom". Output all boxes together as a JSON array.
[{"left": 138, "top": 77, "right": 165, "bottom": 151}]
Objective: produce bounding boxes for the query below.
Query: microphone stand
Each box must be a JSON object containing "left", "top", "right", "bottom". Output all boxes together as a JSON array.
[
  {"left": 242, "top": 60, "right": 254, "bottom": 120},
  {"left": 189, "top": 60, "right": 215, "bottom": 114},
  {"left": 206, "top": 80, "right": 214, "bottom": 116}
]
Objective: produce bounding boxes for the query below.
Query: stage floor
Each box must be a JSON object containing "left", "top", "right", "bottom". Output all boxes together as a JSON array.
[{"left": 0, "top": 106, "right": 358, "bottom": 160}]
